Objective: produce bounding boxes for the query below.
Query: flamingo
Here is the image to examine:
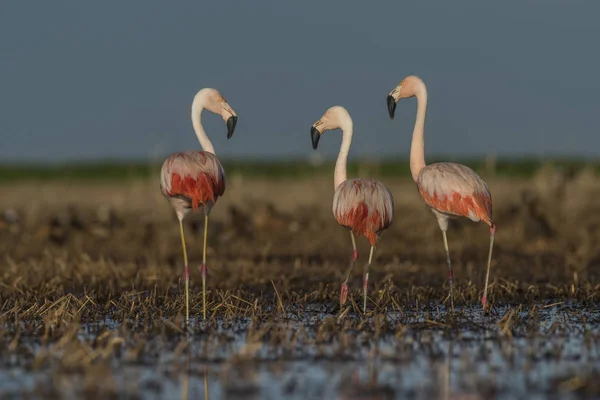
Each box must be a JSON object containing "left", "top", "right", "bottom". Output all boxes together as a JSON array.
[
  {"left": 160, "top": 88, "right": 238, "bottom": 323},
  {"left": 310, "top": 106, "right": 394, "bottom": 313},
  {"left": 386, "top": 75, "right": 495, "bottom": 311}
]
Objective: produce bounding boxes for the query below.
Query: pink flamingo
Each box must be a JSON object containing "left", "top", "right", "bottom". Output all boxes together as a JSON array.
[
  {"left": 310, "top": 106, "right": 394, "bottom": 313},
  {"left": 387, "top": 76, "right": 495, "bottom": 311},
  {"left": 160, "top": 88, "right": 237, "bottom": 323}
]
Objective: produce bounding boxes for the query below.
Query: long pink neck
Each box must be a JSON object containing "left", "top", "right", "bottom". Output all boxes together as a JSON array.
[
  {"left": 410, "top": 84, "right": 428, "bottom": 181},
  {"left": 334, "top": 124, "right": 353, "bottom": 190},
  {"left": 191, "top": 99, "right": 216, "bottom": 155}
]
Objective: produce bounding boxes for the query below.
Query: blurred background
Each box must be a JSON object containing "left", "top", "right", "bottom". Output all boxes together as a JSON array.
[{"left": 1, "top": 1, "right": 599, "bottom": 167}]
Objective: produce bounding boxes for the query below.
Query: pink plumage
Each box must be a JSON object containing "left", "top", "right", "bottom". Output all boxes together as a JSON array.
[
  {"left": 333, "top": 179, "right": 394, "bottom": 246},
  {"left": 160, "top": 151, "right": 225, "bottom": 213},
  {"left": 417, "top": 163, "right": 492, "bottom": 226}
]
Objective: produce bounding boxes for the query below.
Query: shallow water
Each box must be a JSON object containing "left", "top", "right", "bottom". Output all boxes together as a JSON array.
[{"left": 2, "top": 302, "right": 600, "bottom": 399}]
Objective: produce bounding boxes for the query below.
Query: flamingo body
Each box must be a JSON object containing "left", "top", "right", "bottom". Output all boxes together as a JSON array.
[
  {"left": 333, "top": 179, "right": 394, "bottom": 246},
  {"left": 160, "top": 87, "right": 237, "bottom": 322},
  {"left": 161, "top": 151, "right": 225, "bottom": 215},
  {"left": 310, "top": 105, "right": 394, "bottom": 311},
  {"left": 417, "top": 163, "right": 492, "bottom": 225},
  {"left": 387, "top": 75, "right": 496, "bottom": 310}
]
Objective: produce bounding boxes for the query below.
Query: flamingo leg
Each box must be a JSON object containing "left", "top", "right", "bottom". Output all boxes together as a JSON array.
[
  {"left": 178, "top": 218, "right": 190, "bottom": 325},
  {"left": 201, "top": 215, "right": 209, "bottom": 320},
  {"left": 442, "top": 230, "right": 455, "bottom": 312},
  {"left": 363, "top": 245, "right": 374, "bottom": 313},
  {"left": 482, "top": 224, "right": 496, "bottom": 310},
  {"left": 340, "top": 231, "right": 358, "bottom": 308}
]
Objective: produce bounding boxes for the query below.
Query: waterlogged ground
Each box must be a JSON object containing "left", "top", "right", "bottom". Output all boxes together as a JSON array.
[{"left": 2, "top": 301, "right": 599, "bottom": 399}]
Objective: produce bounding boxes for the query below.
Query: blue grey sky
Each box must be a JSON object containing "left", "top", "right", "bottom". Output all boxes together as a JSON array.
[{"left": 1, "top": 1, "right": 599, "bottom": 163}]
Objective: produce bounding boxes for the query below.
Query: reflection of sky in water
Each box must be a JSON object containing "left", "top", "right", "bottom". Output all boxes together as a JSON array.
[{"left": 1, "top": 303, "right": 599, "bottom": 399}]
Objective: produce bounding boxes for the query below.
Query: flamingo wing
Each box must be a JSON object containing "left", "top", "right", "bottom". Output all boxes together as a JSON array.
[
  {"left": 333, "top": 179, "right": 394, "bottom": 245},
  {"left": 417, "top": 162, "right": 492, "bottom": 225},
  {"left": 160, "top": 151, "right": 226, "bottom": 209}
]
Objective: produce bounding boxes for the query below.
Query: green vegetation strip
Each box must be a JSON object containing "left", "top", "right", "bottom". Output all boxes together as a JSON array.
[{"left": 0, "top": 158, "right": 597, "bottom": 182}]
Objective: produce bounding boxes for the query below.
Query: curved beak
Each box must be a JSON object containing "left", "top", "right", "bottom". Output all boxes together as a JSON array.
[
  {"left": 387, "top": 95, "right": 397, "bottom": 119},
  {"left": 310, "top": 126, "right": 321, "bottom": 150},
  {"left": 226, "top": 116, "right": 238, "bottom": 139}
]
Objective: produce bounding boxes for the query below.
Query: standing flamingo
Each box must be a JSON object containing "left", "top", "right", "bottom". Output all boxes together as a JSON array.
[
  {"left": 310, "top": 106, "right": 394, "bottom": 313},
  {"left": 386, "top": 75, "right": 495, "bottom": 311},
  {"left": 160, "top": 88, "right": 237, "bottom": 323}
]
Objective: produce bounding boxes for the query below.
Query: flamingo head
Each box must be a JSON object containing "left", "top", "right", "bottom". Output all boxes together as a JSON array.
[
  {"left": 387, "top": 75, "right": 424, "bottom": 119},
  {"left": 310, "top": 106, "right": 352, "bottom": 150},
  {"left": 195, "top": 88, "right": 238, "bottom": 138}
]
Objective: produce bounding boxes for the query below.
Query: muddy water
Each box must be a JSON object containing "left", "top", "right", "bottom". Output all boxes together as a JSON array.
[{"left": 1, "top": 302, "right": 599, "bottom": 399}]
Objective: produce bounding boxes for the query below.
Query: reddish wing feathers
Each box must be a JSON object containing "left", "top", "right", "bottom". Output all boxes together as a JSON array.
[
  {"left": 337, "top": 204, "right": 384, "bottom": 245},
  {"left": 169, "top": 171, "right": 223, "bottom": 209},
  {"left": 161, "top": 151, "right": 225, "bottom": 210},
  {"left": 419, "top": 188, "right": 492, "bottom": 225},
  {"left": 417, "top": 163, "right": 493, "bottom": 225},
  {"left": 333, "top": 179, "right": 394, "bottom": 246}
]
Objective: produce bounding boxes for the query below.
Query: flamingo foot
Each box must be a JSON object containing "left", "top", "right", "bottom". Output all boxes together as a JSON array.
[
  {"left": 481, "top": 295, "right": 487, "bottom": 310},
  {"left": 340, "top": 283, "right": 349, "bottom": 306}
]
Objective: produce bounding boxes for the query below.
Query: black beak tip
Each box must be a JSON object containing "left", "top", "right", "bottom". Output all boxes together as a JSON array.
[
  {"left": 387, "top": 95, "right": 396, "bottom": 119},
  {"left": 310, "top": 126, "right": 320, "bottom": 150},
  {"left": 226, "top": 116, "right": 237, "bottom": 139}
]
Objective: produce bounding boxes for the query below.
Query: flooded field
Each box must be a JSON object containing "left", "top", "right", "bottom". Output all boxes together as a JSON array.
[
  {"left": 1, "top": 168, "right": 600, "bottom": 398},
  {"left": 2, "top": 302, "right": 599, "bottom": 399}
]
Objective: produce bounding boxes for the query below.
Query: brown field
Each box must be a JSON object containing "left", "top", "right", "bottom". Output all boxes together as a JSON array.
[
  {"left": 2, "top": 167, "right": 600, "bottom": 300},
  {"left": 1, "top": 168, "right": 600, "bottom": 398}
]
